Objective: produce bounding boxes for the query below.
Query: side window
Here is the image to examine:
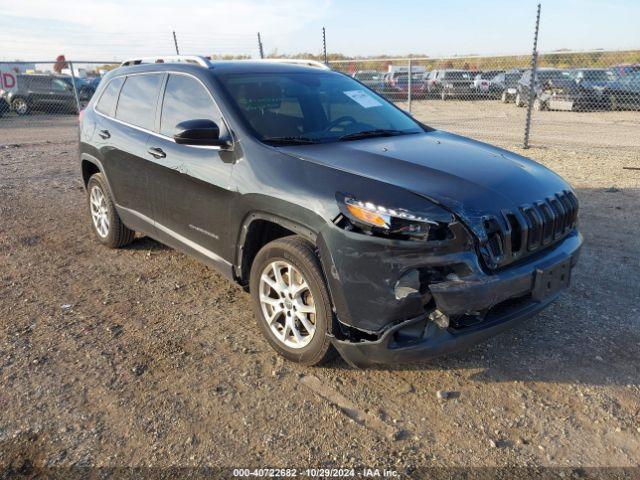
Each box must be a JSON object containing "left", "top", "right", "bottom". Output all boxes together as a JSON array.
[
  {"left": 52, "top": 79, "right": 69, "bottom": 92},
  {"left": 96, "top": 76, "right": 124, "bottom": 117},
  {"left": 115, "top": 74, "right": 163, "bottom": 130},
  {"left": 159, "top": 74, "right": 222, "bottom": 137}
]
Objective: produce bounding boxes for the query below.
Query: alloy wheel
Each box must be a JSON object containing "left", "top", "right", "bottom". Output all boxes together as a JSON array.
[
  {"left": 259, "top": 260, "right": 317, "bottom": 349},
  {"left": 89, "top": 185, "right": 110, "bottom": 238}
]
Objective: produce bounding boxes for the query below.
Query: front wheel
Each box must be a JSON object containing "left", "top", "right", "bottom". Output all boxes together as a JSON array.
[
  {"left": 609, "top": 94, "right": 619, "bottom": 111},
  {"left": 515, "top": 92, "right": 524, "bottom": 107},
  {"left": 501, "top": 91, "right": 509, "bottom": 103},
  {"left": 249, "top": 236, "right": 336, "bottom": 365},
  {"left": 441, "top": 91, "right": 447, "bottom": 101},
  {"left": 533, "top": 98, "right": 546, "bottom": 111}
]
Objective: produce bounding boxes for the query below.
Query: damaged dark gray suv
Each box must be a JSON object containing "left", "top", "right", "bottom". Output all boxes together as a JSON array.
[{"left": 79, "top": 56, "right": 582, "bottom": 367}]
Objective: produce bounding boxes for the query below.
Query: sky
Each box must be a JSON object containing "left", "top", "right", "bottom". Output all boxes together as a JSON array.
[{"left": 1, "top": 0, "right": 639, "bottom": 61}]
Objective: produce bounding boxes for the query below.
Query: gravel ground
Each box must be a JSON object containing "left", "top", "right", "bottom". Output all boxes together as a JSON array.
[{"left": 1, "top": 102, "right": 639, "bottom": 477}]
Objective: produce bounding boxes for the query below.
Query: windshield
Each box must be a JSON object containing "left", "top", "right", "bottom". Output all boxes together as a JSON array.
[
  {"left": 538, "top": 70, "right": 566, "bottom": 81},
  {"left": 354, "top": 72, "right": 379, "bottom": 81},
  {"left": 443, "top": 71, "right": 473, "bottom": 81},
  {"left": 217, "top": 72, "right": 424, "bottom": 144},
  {"left": 580, "top": 70, "right": 610, "bottom": 82}
]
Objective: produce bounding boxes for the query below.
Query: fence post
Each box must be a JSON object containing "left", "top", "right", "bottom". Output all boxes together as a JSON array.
[
  {"left": 173, "top": 31, "right": 180, "bottom": 55},
  {"left": 407, "top": 59, "right": 412, "bottom": 113},
  {"left": 68, "top": 62, "right": 81, "bottom": 114},
  {"left": 257, "top": 32, "right": 265, "bottom": 59},
  {"left": 322, "top": 27, "right": 328, "bottom": 65},
  {"left": 523, "top": 3, "right": 541, "bottom": 149}
]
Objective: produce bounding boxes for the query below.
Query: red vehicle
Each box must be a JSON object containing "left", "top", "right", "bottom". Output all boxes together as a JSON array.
[{"left": 383, "top": 71, "right": 425, "bottom": 98}]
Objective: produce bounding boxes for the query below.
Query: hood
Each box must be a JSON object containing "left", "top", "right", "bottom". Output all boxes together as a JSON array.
[{"left": 280, "top": 130, "right": 572, "bottom": 238}]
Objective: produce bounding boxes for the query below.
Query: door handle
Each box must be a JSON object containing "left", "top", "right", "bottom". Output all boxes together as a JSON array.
[
  {"left": 98, "top": 129, "right": 110, "bottom": 139},
  {"left": 147, "top": 147, "right": 166, "bottom": 159}
]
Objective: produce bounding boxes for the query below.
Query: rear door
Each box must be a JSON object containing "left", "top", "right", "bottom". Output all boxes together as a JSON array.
[
  {"left": 145, "top": 72, "right": 236, "bottom": 269},
  {"left": 95, "top": 72, "right": 163, "bottom": 225}
]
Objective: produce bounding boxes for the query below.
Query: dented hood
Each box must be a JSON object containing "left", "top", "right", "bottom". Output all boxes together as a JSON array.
[{"left": 280, "top": 130, "right": 571, "bottom": 236}]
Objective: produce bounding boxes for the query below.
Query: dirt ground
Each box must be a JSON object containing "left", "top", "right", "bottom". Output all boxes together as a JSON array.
[{"left": 1, "top": 101, "right": 639, "bottom": 477}]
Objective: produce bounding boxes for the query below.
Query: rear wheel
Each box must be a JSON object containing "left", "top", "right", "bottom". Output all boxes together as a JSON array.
[
  {"left": 12, "top": 97, "right": 29, "bottom": 115},
  {"left": 87, "top": 173, "right": 135, "bottom": 248},
  {"left": 249, "top": 236, "right": 336, "bottom": 366},
  {"left": 501, "top": 91, "right": 509, "bottom": 103},
  {"left": 609, "top": 94, "right": 619, "bottom": 111},
  {"left": 441, "top": 90, "right": 447, "bottom": 101}
]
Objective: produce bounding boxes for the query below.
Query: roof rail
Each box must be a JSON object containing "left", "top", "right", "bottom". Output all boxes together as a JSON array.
[
  {"left": 119, "top": 56, "right": 331, "bottom": 71},
  {"left": 254, "top": 59, "right": 331, "bottom": 70},
  {"left": 120, "top": 55, "right": 212, "bottom": 67}
]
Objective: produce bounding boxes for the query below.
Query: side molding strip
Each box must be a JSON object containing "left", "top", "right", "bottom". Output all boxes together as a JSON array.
[{"left": 117, "top": 205, "right": 232, "bottom": 267}]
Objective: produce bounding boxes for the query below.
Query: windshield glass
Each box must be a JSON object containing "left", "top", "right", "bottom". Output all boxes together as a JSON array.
[
  {"left": 580, "top": 70, "right": 610, "bottom": 82},
  {"left": 217, "top": 72, "right": 424, "bottom": 144},
  {"left": 443, "top": 71, "right": 473, "bottom": 80},
  {"left": 538, "top": 70, "right": 566, "bottom": 81}
]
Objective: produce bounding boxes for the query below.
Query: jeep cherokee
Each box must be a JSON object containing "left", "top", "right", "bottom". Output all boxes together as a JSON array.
[{"left": 79, "top": 56, "right": 582, "bottom": 368}]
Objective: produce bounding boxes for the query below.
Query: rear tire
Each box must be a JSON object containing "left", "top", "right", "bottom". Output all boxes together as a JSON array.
[
  {"left": 501, "top": 91, "right": 509, "bottom": 103},
  {"left": 609, "top": 94, "right": 618, "bottom": 111},
  {"left": 86, "top": 173, "right": 135, "bottom": 248},
  {"left": 441, "top": 91, "right": 447, "bottom": 101},
  {"left": 12, "top": 97, "right": 29, "bottom": 115},
  {"left": 249, "top": 236, "right": 336, "bottom": 366}
]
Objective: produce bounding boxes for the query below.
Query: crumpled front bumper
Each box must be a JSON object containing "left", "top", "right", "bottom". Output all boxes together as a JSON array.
[{"left": 318, "top": 224, "right": 582, "bottom": 367}]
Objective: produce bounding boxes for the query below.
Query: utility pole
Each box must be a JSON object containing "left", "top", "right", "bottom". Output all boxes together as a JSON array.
[
  {"left": 322, "top": 27, "right": 327, "bottom": 65},
  {"left": 173, "top": 30, "right": 180, "bottom": 55},
  {"left": 257, "top": 32, "right": 265, "bottom": 59},
  {"left": 523, "top": 3, "right": 541, "bottom": 149}
]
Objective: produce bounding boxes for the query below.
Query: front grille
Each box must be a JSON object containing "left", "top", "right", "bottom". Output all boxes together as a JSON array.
[{"left": 481, "top": 190, "right": 578, "bottom": 269}]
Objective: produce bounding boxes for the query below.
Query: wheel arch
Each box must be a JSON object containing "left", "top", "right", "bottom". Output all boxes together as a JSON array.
[
  {"left": 80, "top": 154, "right": 120, "bottom": 205},
  {"left": 234, "top": 212, "right": 319, "bottom": 288}
]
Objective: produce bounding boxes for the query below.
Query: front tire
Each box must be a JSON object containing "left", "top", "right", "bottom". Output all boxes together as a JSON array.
[
  {"left": 501, "top": 91, "right": 509, "bottom": 103},
  {"left": 249, "top": 236, "right": 336, "bottom": 366},
  {"left": 515, "top": 92, "right": 524, "bottom": 107},
  {"left": 87, "top": 173, "right": 135, "bottom": 248}
]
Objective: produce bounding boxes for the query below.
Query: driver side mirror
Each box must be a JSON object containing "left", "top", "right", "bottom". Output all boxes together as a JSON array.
[{"left": 173, "top": 119, "right": 232, "bottom": 148}]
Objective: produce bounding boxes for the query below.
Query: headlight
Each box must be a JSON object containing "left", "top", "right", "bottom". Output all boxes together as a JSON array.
[{"left": 335, "top": 194, "right": 452, "bottom": 242}]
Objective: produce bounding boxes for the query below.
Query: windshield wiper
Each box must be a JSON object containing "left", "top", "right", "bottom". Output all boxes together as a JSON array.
[
  {"left": 338, "top": 129, "right": 407, "bottom": 141},
  {"left": 263, "top": 136, "right": 319, "bottom": 145}
]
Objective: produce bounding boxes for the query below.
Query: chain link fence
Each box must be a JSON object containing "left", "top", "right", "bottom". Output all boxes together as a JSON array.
[
  {"left": 0, "top": 61, "right": 120, "bottom": 132},
  {"left": 1, "top": 53, "right": 639, "bottom": 151},
  {"left": 329, "top": 49, "right": 640, "bottom": 150}
]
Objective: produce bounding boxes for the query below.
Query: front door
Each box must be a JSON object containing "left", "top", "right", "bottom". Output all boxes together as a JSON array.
[{"left": 146, "top": 72, "right": 236, "bottom": 271}]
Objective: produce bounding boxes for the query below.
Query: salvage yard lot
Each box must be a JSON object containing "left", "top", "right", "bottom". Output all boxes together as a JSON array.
[{"left": 1, "top": 101, "right": 639, "bottom": 471}]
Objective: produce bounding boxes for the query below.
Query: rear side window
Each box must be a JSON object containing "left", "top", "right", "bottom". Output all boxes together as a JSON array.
[
  {"left": 159, "top": 74, "right": 222, "bottom": 136},
  {"left": 116, "top": 74, "right": 163, "bottom": 130},
  {"left": 96, "top": 77, "right": 124, "bottom": 117}
]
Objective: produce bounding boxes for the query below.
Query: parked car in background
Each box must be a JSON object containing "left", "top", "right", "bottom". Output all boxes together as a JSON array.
[
  {"left": 514, "top": 68, "right": 568, "bottom": 107},
  {"left": 604, "top": 71, "right": 640, "bottom": 110},
  {"left": 2, "top": 74, "right": 78, "bottom": 115},
  {"left": 472, "top": 70, "right": 503, "bottom": 96},
  {"left": 352, "top": 70, "right": 383, "bottom": 92},
  {"left": 426, "top": 69, "right": 477, "bottom": 100},
  {"left": 384, "top": 71, "right": 424, "bottom": 98},
  {"left": 489, "top": 69, "right": 523, "bottom": 102},
  {"left": 609, "top": 64, "right": 640, "bottom": 79},
  {"left": 534, "top": 76, "right": 608, "bottom": 112},
  {"left": 58, "top": 76, "right": 96, "bottom": 103}
]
